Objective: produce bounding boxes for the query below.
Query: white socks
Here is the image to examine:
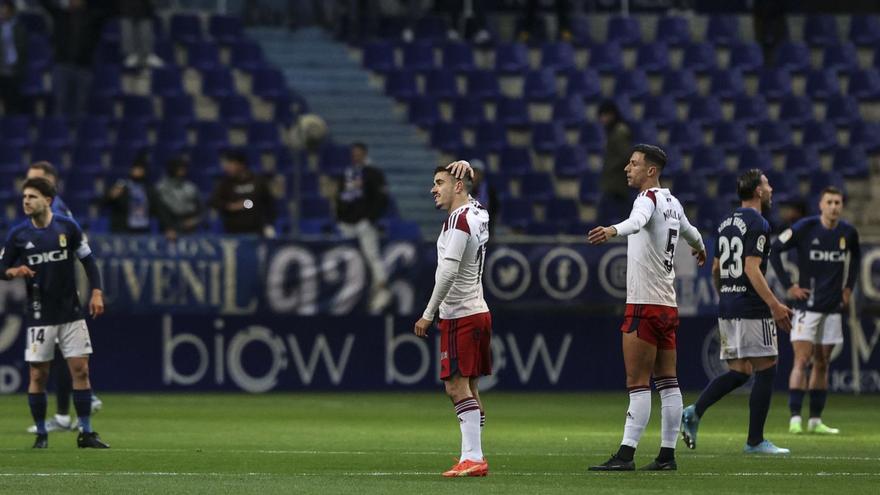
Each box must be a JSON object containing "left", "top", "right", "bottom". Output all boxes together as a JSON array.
[
  {"left": 656, "top": 377, "right": 682, "bottom": 449},
  {"left": 455, "top": 398, "right": 483, "bottom": 462},
  {"left": 621, "top": 387, "right": 652, "bottom": 448}
]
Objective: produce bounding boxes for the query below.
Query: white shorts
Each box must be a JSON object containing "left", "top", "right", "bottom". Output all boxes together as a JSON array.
[
  {"left": 718, "top": 318, "right": 778, "bottom": 360},
  {"left": 790, "top": 310, "right": 843, "bottom": 345},
  {"left": 24, "top": 320, "right": 93, "bottom": 363}
]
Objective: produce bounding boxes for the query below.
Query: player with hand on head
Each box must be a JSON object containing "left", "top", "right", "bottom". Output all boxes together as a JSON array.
[
  {"left": 681, "top": 169, "right": 793, "bottom": 455},
  {"left": 769, "top": 186, "right": 860, "bottom": 435},
  {"left": 0, "top": 178, "right": 109, "bottom": 449},
  {"left": 415, "top": 162, "right": 492, "bottom": 478},
  {"left": 586, "top": 144, "right": 706, "bottom": 471}
]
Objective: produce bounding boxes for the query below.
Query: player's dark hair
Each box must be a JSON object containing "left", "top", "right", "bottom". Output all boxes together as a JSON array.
[
  {"left": 632, "top": 144, "right": 667, "bottom": 170},
  {"left": 221, "top": 149, "right": 248, "bottom": 167},
  {"left": 433, "top": 165, "right": 473, "bottom": 193},
  {"left": 166, "top": 155, "right": 189, "bottom": 176},
  {"left": 819, "top": 185, "right": 844, "bottom": 201},
  {"left": 22, "top": 177, "right": 56, "bottom": 199},
  {"left": 352, "top": 142, "right": 368, "bottom": 153},
  {"left": 737, "top": 168, "right": 764, "bottom": 200},
  {"left": 28, "top": 161, "right": 59, "bottom": 179}
]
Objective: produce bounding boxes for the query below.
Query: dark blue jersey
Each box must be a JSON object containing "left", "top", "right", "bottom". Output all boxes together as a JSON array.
[
  {"left": 769, "top": 216, "right": 861, "bottom": 313},
  {"left": 715, "top": 207, "right": 772, "bottom": 319},
  {"left": 0, "top": 214, "right": 92, "bottom": 326},
  {"left": 52, "top": 195, "right": 73, "bottom": 218}
]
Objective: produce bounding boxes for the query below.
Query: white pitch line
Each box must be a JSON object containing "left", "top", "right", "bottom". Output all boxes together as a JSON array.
[{"left": 1, "top": 471, "right": 880, "bottom": 478}]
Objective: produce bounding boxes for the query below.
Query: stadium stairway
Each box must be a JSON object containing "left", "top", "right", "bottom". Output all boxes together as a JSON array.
[{"left": 249, "top": 26, "right": 443, "bottom": 238}]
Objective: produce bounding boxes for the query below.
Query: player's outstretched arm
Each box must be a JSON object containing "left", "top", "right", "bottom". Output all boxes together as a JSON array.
[
  {"left": 587, "top": 226, "right": 617, "bottom": 244},
  {"left": 744, "top": 256, "right": 793, "bottom": 331},
  {"left": 679, "top": 212, "right": 707, "bottom": 266}
]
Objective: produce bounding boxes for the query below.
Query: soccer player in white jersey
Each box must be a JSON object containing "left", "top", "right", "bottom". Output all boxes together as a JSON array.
[
  {"left": 587, "top": 144, "right": 707, "bottom": 471},
  {"left": 414, "top": 163, "right": 492, "bottom": 478}
]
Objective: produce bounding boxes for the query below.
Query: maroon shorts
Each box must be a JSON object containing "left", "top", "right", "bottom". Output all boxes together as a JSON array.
[
  {"left": 620, "top": 304, "right": 679, "bottom": 350},
  {"left": 439, "top": 312, "right": 493, "bottom": 380}
]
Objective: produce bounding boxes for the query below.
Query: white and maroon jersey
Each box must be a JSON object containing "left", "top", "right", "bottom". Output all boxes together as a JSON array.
[
  {"left": 435, "top": 197, "right": 490, "bottom": 319},
  {"left": 612, "top": 187, "right": 704, "bottom": 307}
]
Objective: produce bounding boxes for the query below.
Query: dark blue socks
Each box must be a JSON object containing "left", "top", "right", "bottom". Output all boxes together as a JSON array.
[
  {"left": 28, "top": 392, "right": 48, "bottom": 435},
  {"left": 789, "top": 388, "right": 805, "bottom": 417},
  {"left": 694, "top": 370, "right": 751, "bottom": 418},
  {"left": 747, "top": 365, "right": 776, "bottom": 446},
  {"left": 809, "top": 389, "right": 828, "bottom": 418},
  {"left": 73, "top": 389, "right": 93, "bottom": 433}
]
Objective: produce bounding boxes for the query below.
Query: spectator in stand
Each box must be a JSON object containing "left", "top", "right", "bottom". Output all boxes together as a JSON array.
[
  {"left": 38, "top": 0, "right": 108, "bottom": 117},
  {"left": 335, "top": 142, "right": 391, "bottom": 312},
  {"left": 210, "top": 149, "right": 277, "bottom": 237},
  {"left": 103, "top": 154, "right": 162, "bottom": 234},
  {"left": 155, "top": 155, "right": 203, "bottom": 240},
  {"left": 518, "top": 0, "right": 572, "bottom": 42},
  {"left": 119, "top": 0, "right": 163, "bottom": 69},
  {"left": 754, "top": 0, "right": 787, "bottom": 67},
  {"left": 598, "top": 99, "right": 633, "bottom": 222},
  {"left": 0, "top": 0, "right": 28, "bottom": 114}
]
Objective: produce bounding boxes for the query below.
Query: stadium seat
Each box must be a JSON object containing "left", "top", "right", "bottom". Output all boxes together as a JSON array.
[
  {"left": 629, "top": 120, "right": 658, "bottom": 144},
  {"left": 155, "top": 120, "right": 189, "bottom": 150},
  {"left": 712, "top": 121, "right": 748, "bottom": 150},
  {"left": 682, "top": 41, "right": 717, "bottom": 73},
  {"left": 496, "top": 98, "right": 529, "bottom": 127},
  {"left": 531, "top": 122, "right": 566, "bottom": 153},
  {"left": 728, "top": 42, "right": 764, "bottom": 72},
  {"left": 30, "top": 145, "right": 64, "bottom": 168},
  {"left": 385, "top": 219, "right": 422, "bottom": 240},
  {"left": 300, "top": 197, "right": 332, "bottom": 219},
  {"left": 0, "top": 115, "right": 31, "bottom": 148},
  {"left": 170, "top": 13, "right": 203, "bottom": 45},
  {"left": 500, "top": 198, "right": 532, "bottom": 229},
  {"left": 524, "top": 69, "right": 558, "bottom": 100},
  {"left": 408, "top": 96, "right": 440, "bottom": 127},
  {"left": 525, "top": 221, "right": 561, "bottom": 236},
  {"left": 607, "top": 16, "right": 642, "bottom": 46},
  {"left": 635, "top": 42, "right": 670, "bottom": 73},
  {"left": 764, "top": 169, "right": 798, "bottom": 202},
  {"left": 522, "top": 172, "right": 555, "bottom": 201},
  {"left": 209, "top": 14, "right": 243, "bottom": 44},
  {"left": 362, "top": 41, "right": 396, "bottom": 73},
  {"left": 847, "top": 68, "right": 880, "bottom": 100},
  {"left": 70, "top": 144, "right": 104, "bottom": 172},
  {"left": 75, "top": 117, "right": 110, "bottom": 148},
  {"left": 804, "top": 68, "right": 841, "bottom": 100},
  {"left": 229, "top": 39, "right": 266, "bottom": 72},
  {"left": 200, "top": 68, "right": 235, "bottom": 98},
  {"left": 499, "top": 147, "right": 533, "bottom": 176},
  {"left": 808, "top": 170, "right": 845, "bottom": 197},
  {"left": 667, "top": 121, "right": 702, "bottom": 151},
  {"left": 801, "top": 120, "right": 838, "bottom": 151},
  {"left": 252, "top": 67, "right": 288, "bottom": 101},
  {"left": 849, "top": 121, "right": 880, "bottom": 152},
  {"left": 579, "top": 171, "right": 601, "bottom": 203},
  {"left": 218, "top": 95, "right": 253, "bottom": 127},
  {"left": 757, "top": 121, "right": 793, "bottom": 150},
  {"left": 190, "top": 145, "right": 222, "bottom": 174},
  {"left": 784, "top": 146, "right": 821, "bottom": 176},
  {"left": 116, "top": 120, "right": 150, "bottom": 148},
  {"left": 705, "top": 15, "right": 740, "bottom": 46},
  {"left": 579, "top": 122, "right": 606, "bottom": 153},
  {"left": 475, "top": 122, "right": 507, "bottom": 152},
  {"left": 121, "top": 95, "right": 156, "bottom": 124},
  {"left": 737, "top": 146, "right": 772, "bottom": 172},
  {"left": 402, "top": 41, "right": 435, "bottom": 71},
  {"left": 451, "top": 96, "right": 485, "bottom": 126},
  {"left": 821, "top": 43, "right": 858, "bottom": 73},
  {"left": 715, "top": 170, "right": 739, "bottom": 202},
  {"left": 187, "top": 41, "right": 221, "bottom": 71},
  {"left": 613, "top": 69, "right": 649, "bottom": 99},
  {"left": 554, "top": 145, "right": 589, "bottom": 177},
  {"left": 163, "top": 95, "right": 196, "bottom": 125},
  {"left": 26, "top": 35, "right": 52, "bottom": 72},
  {"left": 803, "top": 15, "right": 839, "bottom": 47},
  {"left": 540, "top": 42, "right": 576, "bottom": 72},
  {"left": 641, "top": 94, "right": 676, "bottom": 126},
  {"left": 757, "top": 68, "right": 793, "bottom": 99},
  {"left": 150, "top": 66, "right": 185, "bottom": 98},
  {"left": 0, "top": 146, "right": 24, "bottom": 172},
  {"left": 587, "top": 42, "right": 624, "bottom": 73},
  {"left": 824, "top": 94, "right": 861, "bottom": 126},
  {"left": 195, "top": 122, "right": 229, "bottom": 149},
  {"left": 669, "top": 171, "right": 705, "bottom": 203},
  {"left": 778, "top": 94, "right": 814, "bottom": 125},
  {"left": 568, "top": 14, "right": 593, "bottom": 47},
  {"left": 19, "top": 12, "right": 48, "bottom": 35},
  {"left": 430, "top": 122, "right": 463, "bottom": 151},
  {"left": 36, "top": 116, "right": 70, "bottom": 149},
  {"left": 709, "top": 68, "right": 745, "bottom": 99},
  {"left": 442, "top": 42, "right": 475, "bottom": 72},
  {"left": 385, "top": 69, "right": 418, "bottom": 100},
  {"left": 109, "top": 144, "right": 144, "bottom": 171},
  {"left": 690, "top": 145, "right": 725, "bottom": 174},
  {"left": 733, "top": 94, "right": 769, "bottom": 125},
  {"left": 91, "top": 65, "right": 122, "bottom": 99},
  {"left": 655, "top": 16, "right": 691, "bottom": 46},
  {"left": 848, "top": 15, "right": 880, "bottom": 46},
  {"left": 687, "top": 95, "right": 724, "bottom": 125},
  {"left": 553, "top": 94, "right": 586, "bottom": 127},
  {"left": 546, "top": 198, "right": 579, "bottom": 222},
  {"left": 495, "top": 42, "right": 529, "bottom": 73},
  {"left": 424, "top": 69, "right": 458, "bottom": 99},
  {"left": 775, "top": 42, "right": 811, "bottom": 73},
  {"left": 661, "top": 69, "right": 699, "bottom": 99},
  {"left": 564, "top": 68, "right": 601, "bottom": 99},
  {"left": 466, "top": 70, "right": 500, "bottom": 99}
]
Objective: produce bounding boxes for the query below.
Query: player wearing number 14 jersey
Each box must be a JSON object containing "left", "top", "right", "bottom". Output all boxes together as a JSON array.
[
  {"left": 588, "top": 144, "right": 706, "bottom": 471},
  {"left": 682, "top": 169, "right": 793, "bottom": 455}
]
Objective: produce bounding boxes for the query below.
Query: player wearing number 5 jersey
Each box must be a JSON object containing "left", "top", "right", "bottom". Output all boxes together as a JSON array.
[
  {"left": 588, "top": 144, "right": 707, "bottom": 471},
  {"left": 682, "top": 169, "right": 793, "bottom": 456}
]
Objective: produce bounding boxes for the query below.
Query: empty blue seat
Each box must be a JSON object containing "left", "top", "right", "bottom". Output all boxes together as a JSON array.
[
  {"left": 667, "top": 121, "right": 702, "bottom": 151},
  {"left": 36, "top": 116, "right": 70, "bottom": 148},
  {"left": 554, "top": 145, "right": 588, "bottom": 177},
  {"left": 588, "top": 42, "right": 624, "bottom": 73},
  {"left": 187, "top": 41, "right": 220, "bottom": 71},
  {"left": 661, "top": 69, "right": 698, "bottom": 99},
  {"left": 195, "top": 122, "right": 229, "bottom": 149},
  {"left": 402, "top": 41, "right": 435, "bottom": 71},
  {"left": 442, "top": 42, "right": 475, "bottom": 72},
  {"left": 163, "top": 95, "right": 195, "bottom": 125},
  {"left": 805, "top": 68, "right": 840, "bottom": 100},
  {"left": 413, "top": 15, "right": 449, "bottom": 41},
  {"left": 424, "top": 69, "right": 459, "bottom": 99},
  {"left": 201, "top": 68, "right": 235, "bottom": 98},
  {"left": 208, "top": 14, "right": 243, "bottom": 44},
  {"left": 496, "top": 98, "right": 529, "bottom": 127},
  {"left": 824, "top": 94, "right": 861, "bottom": 125},
  {"left": 522, "top": 172, "right": 555, "bottom": 200},
  {"left": 848, "top": 68, "right": 880, "bottom": 99},
  {"left": 75, "top": 117, "right": 110, "bottom": 148},
  {"left": 733, "top": 94, "right": 768, "bottom": 125},
  {"left": 641, "top": 94, "right": 676, "bottom": 126},
  {"left": 0, "top": 148, "right": 23, "bottom": 172},
  {"left": 757, "top": 68, "right": 792, "bottom": 99},
  {"left": 784, "top": 146, "right": 821, "bottom": 176},
  {"left": 607, "top": 16, "right": 641, "bottom": 46},
  {"left": 801, "top": 120, "right": 837, "bottom": 151},
  {"left": 688, "top": 95, "right": 723, "bottom": 125},
  {"left": 318, "top": 144, "right": 349, "bottom": 176},
  {"left": 579, "top": 122, "right": 606, "bottom": 152},
  {"left": 803, "top": 15, "right": 839, "bottom": 47},
  {"left": 109, "top": 144, "right": 144, "bottom": 171},
  {"left": 763, "top": 169, "right": 798, "bottom": 203},
  {"left": 430, "top": 122, "right": 463, "bottom": 151},
  {"left": 546, "top": 198, "right": 579, "bottom": 220},
  {"left": 670, "top": 172, "right": 705, "bottom": 203},
  {"left": 656, "top": 16, "right": 691, "bottom": 46},
  {"left": 565, "top": 68, "right": 601, "bottom": 99},
  {"left": 629, "top": 120, "right": 658, "bottom": 144},
  {"left": 822, "top": 43, "right": 858, "bottom": 73},
  {"left": 386, "top": 219, "right": 422, "bottom": 240},
  {"left": 121, "top": 95, "right": 155, "bottom": 123},
  {"left": 848, "top": 15, "right": 880, "bottom": 46},
  {"left": 541, "top": 42, "right": 576, "bottom": 72},
  {"left": 525, "top": 221, "right": 561, "bottom": 236},
  {"left": 729, "top": 42, "right": 764, "bottom": 72},
  {"left": 524, "top": 68, "right": 557, "bottom": 100},
  {"left": 495, "top": 42, "right": 529, "bottom": 73},
  {"left": 218, "top": 95, "right": 253, "bottom": 126},
  {"left": 614, "top": 69, "right": 649, "bottom": 99},
  {"left": 690, "top": 145, "right": 725, "bottom": 174},
  {"left": 247, "top": 122, "right": 280, "bottom": 151},
  {"left": 775, "top": 42, "right": 811, "bottom": 72},
  {"left": 385, "top": 69, "right": 418, "bottom": 100},
  {"left": 252, "top": 67, "right": 287, "bottom": 100},
  {"left": 0, "top": 115, "right": 31, "bottom": 148},
  {"left": 849, "top": 121, "right": 880, "bottom": 152},
  {"left": 156, "top": 120, "right": 189, "bottom": 149},
  {"left": 713, "top": 121, "right": 748, "bottom": 149},
  {"left": 116, "top": 120, "right": 150, "bottom": 148},
  {"left": 778, "top": 94, "right": 814, "bottom": 125},
  {"left": 737, "top": 146, "right": 772, "bottom": 172},
  {"left": 635, "top": 42, "right": 669, "bottom": 73},
  {"left": 475, "top": 122, "right": 507, "bottom": 151},
  {"left": 500, "top": 198, "right": 533, "bottom": 229},
  {"left": 229, "top": 39, "right": 265, "bottom": 72},
  {"left": 27, "top": 34, "right": 52, "bottom": 72},
  {"left": 531, "top": 122, "right": 565, "bottom": 153},
  {"left": 709, "top": 68, "right": 745, "bottom": 99},
  {"left": 452, "top": 96, "right": 484, "bottom": 126},
  {"left": 29, "top": 145, "right": 64, "bottom": 168},
  {"left": 170, "top": 13, "right": 202, "bottom": 44},
  {"left": 568, "top": 14, "right": 593, "bottom": 47},
  {"left": 151, "top": 66, "right": 184, "bottom": 98},
  {"left": 408, "top": 96, "right": 440, "bottom": 127},
  {"left": 363, "top": 41, "right": 396, "bottom": 73},
  {"left": 300, "top": 197, "right": 331, "bottom": 219},
  {"left": 682, "top": 42, "right": 717, "bottom": 72},
  {"left": 578, "top": 170, "right": 601, "bottom": 203},
  {"left": 70, "top": 145, "right": 103, "bottom": 170},
  {"left": 757, "top": 121, "right": 792, "bottom": 150},
  {"left": 695, "top": 199, "right": 725, "bottom": 231},
  {"left": 466, "top": 70, "right": 500, "bottom": 99},
  {"left": 499, "top": 147, "right": 533, "bottom": 176},
  {"left": 705, "top": 15, "right": 740, "bottom": 46},
  {"left": 91, "top": 65, "right": 121, "bottom": 99},
  {"left": 553, "top": 94, "right": 586, "bottom": 127}
]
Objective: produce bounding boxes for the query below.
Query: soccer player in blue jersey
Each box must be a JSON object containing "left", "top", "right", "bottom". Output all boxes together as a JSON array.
[
  {"left": 681, "top": 169, "right": 793, "bottom": 455},
  {"left": 0, "top": 177, "right": 109, "bottom": 448},
  {"left": 769, "top": 186, "right": 861, "bottom": 435},
  {"left": 23, "top": 162, "right": 103, "bottom": 434}
]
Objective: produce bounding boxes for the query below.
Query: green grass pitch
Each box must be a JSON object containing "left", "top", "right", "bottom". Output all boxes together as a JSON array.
[{"left": 1, "top": 392, "right": 878, "bottom": 494}]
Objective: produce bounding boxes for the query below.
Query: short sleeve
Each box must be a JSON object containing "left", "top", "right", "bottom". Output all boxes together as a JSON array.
[{"left": 743, "top": 217, "right": 769, "bottom": 258}]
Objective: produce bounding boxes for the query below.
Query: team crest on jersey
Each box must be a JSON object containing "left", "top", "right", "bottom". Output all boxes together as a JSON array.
[
  {"left": 756, "top": 235, "right": 766, "bottom": 253},
  {"left": 59, "top": 234, "right": 67, "bottom": 248},
  {"left": 839, "top": 236, "right": 846, "bottom": 250}
]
